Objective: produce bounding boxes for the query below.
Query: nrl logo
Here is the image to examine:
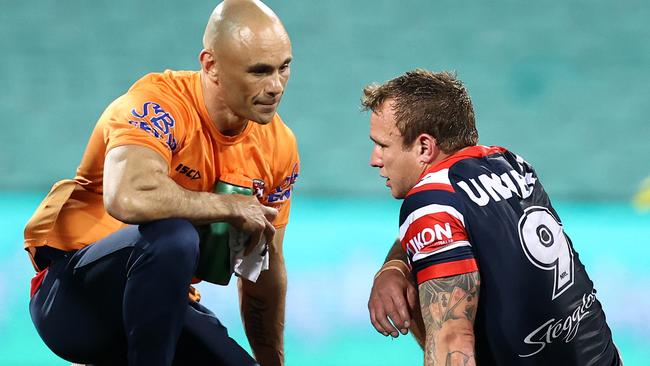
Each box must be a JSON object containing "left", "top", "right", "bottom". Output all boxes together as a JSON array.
[{"left": 253, "top": 179, "right": 265, "bottom": 200}]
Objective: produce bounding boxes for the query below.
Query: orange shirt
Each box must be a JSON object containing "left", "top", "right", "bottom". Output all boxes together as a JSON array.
[{"left": 24, "top": 70, "right": 299, "bottom": 270}]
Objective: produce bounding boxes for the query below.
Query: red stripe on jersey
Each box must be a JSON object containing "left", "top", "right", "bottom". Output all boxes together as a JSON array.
[
  {"left": 420, "top": 146, "right": 507, "bottom": 177},
  {"left": 407, "top": 183, "right": 454, "bottom": 197},
  {"left": 402, "top": 212, "right": 467, "bottom": 255},
  {"left": 416, "top": 259, "right": 478, "bottom": 284}
]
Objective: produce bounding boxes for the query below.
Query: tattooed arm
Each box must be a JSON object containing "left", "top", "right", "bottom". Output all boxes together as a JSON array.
[
  {"left": 419, "top": 271, "right": 480, "bottom": 366},
  {"left": 239, "top": 227, "right": 287, "bottom": 366}
]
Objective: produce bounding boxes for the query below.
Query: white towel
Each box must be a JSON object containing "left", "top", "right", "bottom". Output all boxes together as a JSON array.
[{"left": 228, "top": 227, "right": 270, "bottom": 282}]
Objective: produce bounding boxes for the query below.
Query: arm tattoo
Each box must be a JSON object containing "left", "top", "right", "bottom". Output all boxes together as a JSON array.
[
  {"left": 419, "top": 271, "right": 480, "bottom": 365},
  {"left": 243, "top": 293, "right": 273, "bottom": 347},
  {"left": 446, "top": 351, "right": 474, "bottom": 366}
]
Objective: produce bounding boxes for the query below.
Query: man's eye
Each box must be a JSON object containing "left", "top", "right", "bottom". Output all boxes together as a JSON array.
[{"left": 248, "top": 67, "right": 272, "bottom": 75}]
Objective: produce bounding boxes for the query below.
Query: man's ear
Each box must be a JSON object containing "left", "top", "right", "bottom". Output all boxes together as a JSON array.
[
  {"left": 199, "top": 49, "right": 219, "bottom": 82},
  {"left": 416, "top": 134, "right": 438, "bottom": 164}
]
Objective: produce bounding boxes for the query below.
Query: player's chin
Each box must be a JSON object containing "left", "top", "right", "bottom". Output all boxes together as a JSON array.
[
  {"left": 390, "top": 187, "right": 406, "bottom": 200},
  {"left": 251, "top": 102, "right": 279, "bottom": 122},
  {"left": 250, "top": 110, "right": 276, "bottom": 124}
]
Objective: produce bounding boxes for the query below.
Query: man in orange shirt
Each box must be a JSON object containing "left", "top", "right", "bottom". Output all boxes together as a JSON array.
[{"left": 24, "top": 1, "right": 297, "bottom": 365}]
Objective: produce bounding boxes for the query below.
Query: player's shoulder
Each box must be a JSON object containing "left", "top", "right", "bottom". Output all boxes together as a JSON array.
[
  {"left": 407, "top": 167, "right": 456, "bottom": 199},
  {"left": 124, "top": 70, "right": 195, "bottom": 108},
  {"left": 128, "top": 69, "right": 195, "bottom": 94},
  {"left": 109, "top": 70, "right": 189, "bottom": 109},
  {"left": 401, "top": 176, "right": 462, "bottom": 226},
  {"left": 104, "top": 70, "right": 198, "bottom": 122},
  {"left": 96, "top": 70, "right": 199, "bottom": 152},
  {"left": 445, "top": 145, "right": 510, "bottom": 168},
  {"left": 447, "top": 145, "right": 538, "bottom": 187},
  {"left": 448, "top": 145, "right": 537, "bottom": 172},
  {"left": 436, "top": 145, "right": 534, "bottom": 187},
  {"left": 400, "top": 146, "right": 511, "bottom": 222}
]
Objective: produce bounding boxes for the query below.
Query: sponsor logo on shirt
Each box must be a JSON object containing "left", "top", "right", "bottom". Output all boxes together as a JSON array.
[
  {"left": 129, "top": 101, "right": 178, "bottom": 151},
  {"left": 253, "top": 179, "right": 265, "bottom": 200},
  {"left": 268, "top": 163, "right": 299, "bottom": 203},
  {"left": 406, "top": 224, "right": 453, "bottom": 252},
  {"left": 456, "top": 169, "right": 537, "bottom": 207},
  {"left": 519, "top": 290, "right": 597, "bottom": 358},
  {"left": 175, "top": 163, "right": 201, "bottom": 180}
]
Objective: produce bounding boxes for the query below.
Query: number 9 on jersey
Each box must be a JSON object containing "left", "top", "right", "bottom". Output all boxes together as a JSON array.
[{"left": 518, "top": 206, "right": 575, "bottom": 300}]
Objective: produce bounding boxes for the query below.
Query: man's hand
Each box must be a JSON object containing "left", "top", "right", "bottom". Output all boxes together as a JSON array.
[
  {"left": 221, "top": 194, "right": 278, "bottom": 254},
  {"left": 368, "top": 262, "right": 418, "bottom": 338}
]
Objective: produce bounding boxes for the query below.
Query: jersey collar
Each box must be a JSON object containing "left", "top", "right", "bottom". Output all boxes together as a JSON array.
[{"left": 419, "top": 145, "right": 507, "bottom": 179}]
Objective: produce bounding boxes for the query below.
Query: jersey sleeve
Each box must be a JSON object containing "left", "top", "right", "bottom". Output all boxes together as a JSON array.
[
  {"left": 266, "top": 121, "right": 300, "bottom": 228},
  {"left": 400, "top": 191, "right": 478, "bottom": 284},
  {"left": 100, "top": 92, "right": 186, "bottom": 167}
]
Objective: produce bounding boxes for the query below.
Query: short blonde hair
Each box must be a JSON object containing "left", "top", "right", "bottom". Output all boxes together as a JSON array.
[{"left": 362, "top": 69, "right": 478, "bottom": 153}]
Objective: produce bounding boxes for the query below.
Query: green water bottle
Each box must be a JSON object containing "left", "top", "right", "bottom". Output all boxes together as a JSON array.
[{"left": 195, "top": 177, "right": 253, "bottom": 285}]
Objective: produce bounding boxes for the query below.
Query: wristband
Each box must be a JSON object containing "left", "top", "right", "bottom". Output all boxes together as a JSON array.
[
  {"left": 374, "top": 266, "right": 406, "bottom": 281},
  {"left": 383, "top": 259, "right": 410, "bottom": 273},
  {"left": 374, "top": 260, "right": 410, "bottom": 281}
]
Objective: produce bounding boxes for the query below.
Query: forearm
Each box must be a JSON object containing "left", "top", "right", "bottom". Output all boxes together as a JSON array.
[
  {"left": 424, "top": 322, "right": 475, "bottom": 366},
  {"left": 383, "top": 239, "right": 425, "bottom": 347},
  {"left": 109, "top": 174, "right": 234, "bottom": 224},
  {"left": 384, "top": 237, "right": 408, "bottom": 263},
  {"left": 239, "top": 229, "right": 287, "bottom": 365},
  {"left": 419, "top": 272, "right": 479, "bottom": 366}
]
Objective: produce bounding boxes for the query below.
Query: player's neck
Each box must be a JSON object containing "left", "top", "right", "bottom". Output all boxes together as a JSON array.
[
  {"left": 201, "top": 73, "right": 249, "bottom": 136},
  {"left": 213, "top": 112, "right": 249, "bottom": 136},
  {"left": 430, "top": 149, "right": 452, "bottom": 168}
]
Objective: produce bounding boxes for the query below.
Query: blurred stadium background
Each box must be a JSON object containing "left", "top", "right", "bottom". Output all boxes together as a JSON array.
[{"left": 1, "top": 0, "right": 649, "bottom": 365}]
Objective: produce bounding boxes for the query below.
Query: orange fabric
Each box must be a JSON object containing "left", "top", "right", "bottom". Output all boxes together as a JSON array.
[{"left": 24, "top": 70, "right": 299, "bottom": 269}]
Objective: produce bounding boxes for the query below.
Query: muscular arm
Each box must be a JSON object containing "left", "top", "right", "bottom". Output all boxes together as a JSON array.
[
  {"left": 104, "top": 145, "right": 276, "bottom": 244},
  {"left": 419, "top": 271, "right": 479, "bottom": 366},
  {"left": 238, "top": 227, "right": 287, "bottom": 366}
]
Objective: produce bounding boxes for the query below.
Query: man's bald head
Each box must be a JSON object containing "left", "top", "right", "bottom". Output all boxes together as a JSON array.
[
  {"left": 203, "top": 0, "right": 288, "bottom": 52},
  {"left": 198, "top": 0, "right": 292, "bottom": 129}
]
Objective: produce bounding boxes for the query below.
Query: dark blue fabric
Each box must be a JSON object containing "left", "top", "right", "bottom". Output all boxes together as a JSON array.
[
  {"left": 399, "top": 147, "right": 621, "bottom": 366},
  {"left": 29, "top": 218, "right": 257, "bottom": 366},
  {"left": 400, "top": 189, "right": 461, "bottom": 224},
  {"left": 410, "top": 245, "right": 475, "bottom": 275},
  {"left": 448, "top": 150, "right": 620, "bottom": 366}
]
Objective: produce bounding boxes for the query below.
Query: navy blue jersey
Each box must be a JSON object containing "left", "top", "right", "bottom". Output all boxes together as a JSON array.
[{"left": 399, "top": 146, "right": 619, "bottom": 366}]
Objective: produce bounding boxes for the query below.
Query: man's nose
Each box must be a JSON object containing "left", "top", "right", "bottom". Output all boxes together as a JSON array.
[
  {"left": 369, "top": 146, "right": 382, "bottom": 167},
  {"left": 265, "top": 73, "right": 283, "bottom": 97}
]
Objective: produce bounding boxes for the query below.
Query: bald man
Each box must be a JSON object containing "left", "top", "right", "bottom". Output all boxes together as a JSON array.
[{"left": 25, "top": 1, "right": 297, "bottom": 365}]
